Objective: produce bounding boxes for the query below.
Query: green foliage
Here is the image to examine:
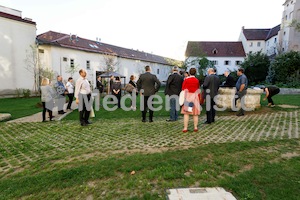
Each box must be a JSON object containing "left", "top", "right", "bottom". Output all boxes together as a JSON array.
[
  {"left": 241, "top": 51, "right": 270, "bottom": 85},
  {"left": 269, "top": 51, "right": 300, "bottom": 87},
  {"left": 196, "top": 57, "right": 215, "bottom": 82},
  {"left": 289, "top": 19, "right": 300, "bottom": 32},
  {"left": 22, "top": 89, "right": 31, "bottom": 98},
  {"left": 15, "top": 88, "right": 23, "bottom": 98}
]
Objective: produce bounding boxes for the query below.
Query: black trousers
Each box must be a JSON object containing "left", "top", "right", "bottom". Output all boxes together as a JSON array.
[
  {"left": 206, "top": 98, "right": 216, "bottom": 123},
  {"left": 42, "top": 102, "right": 53, "bottom": 121},
  {"left": 268, "top": 88, "right": 280, "bottom": 105},
  {"left": 113, "top": 93, "right": 121, "bottom": 108},
  {"left": 79, "top": 93, "right": 91, "bottom": 124},
  {"left": 142, "top": 96, "right": 153, "bottom": 120},
  {"left": 67, "top": 93, "right": 74, "bottom": 109}
]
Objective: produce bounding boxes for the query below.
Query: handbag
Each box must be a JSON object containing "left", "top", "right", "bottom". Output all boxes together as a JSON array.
[
  {"left": 125, "top": 84, "right": 135, "bottom": 93},
  {"left": 179, "top": 90, "right": 185, "bottom": 106}
]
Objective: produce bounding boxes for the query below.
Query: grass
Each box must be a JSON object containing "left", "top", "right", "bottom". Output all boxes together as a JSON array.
[
  {"left": 0, "top": 92, "right": 299, "bottom": 199},
  {"left": 0, "top": 97, "right": 41, "bottom": 119}
]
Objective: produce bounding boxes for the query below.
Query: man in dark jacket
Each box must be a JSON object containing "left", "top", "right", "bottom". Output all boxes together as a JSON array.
[
  {"left": 165, "top": 66, "right": 183, "bottom": 121},
  {"left": 203, "top": 68, "right": 220, "bottom": 124},
  {"left": 96, "top": 76, "right": 104, "bottom": 94},
  {"left": 221, "top": 70, "right": 235, "bottom": 87},
  {"left": 137, "top": 65, "right": 161, "bottom": 122}
]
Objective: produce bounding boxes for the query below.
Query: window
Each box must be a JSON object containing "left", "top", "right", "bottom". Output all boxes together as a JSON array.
[
  {"left": 285, "top": 15, "right": 288, "bottom": 20},
  {"left": 274, "top": 38, "right": 277, "bottom": 43},
  {"left": 212, "top": 48, "right": 218, "bottom": 54},
  {"left": 63, "top": 57, "right": 68, "bottom": 62},
  {"left": 257, "top": 42, "right": 261, "bottom": 47},
  {"left": 284, "top": 31, "right": 286, "bottom": 36},
  {"left": 70, "top": 59, "right": 74, "bottom": 68},
  {"left": 235, "top": 61, "right": 242, "bottom": 65},
  {"left": 38, "top": 49, "right": 44, "bottom": 53},
  {"left": 211, "top": 60, "right": 218, "bottom": 65},
  {"left": 249, "top": 42, "right": 253, "bottom": 47},
  {"left": 157, "top": 69, "right": 160, "bottom": 74},
  {"left": 267, "top": 41, "right": 269, "bottom": 46},
  {"left": 224, "top": 60, "right": 230, "bottom": 65},
  {"left": 86, "top": 60, "right": 90, "bottom": 70}
]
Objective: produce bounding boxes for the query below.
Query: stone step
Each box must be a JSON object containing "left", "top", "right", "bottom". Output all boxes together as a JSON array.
[{"left": 0, "top": 113, "right": 11, "bottom": 121}]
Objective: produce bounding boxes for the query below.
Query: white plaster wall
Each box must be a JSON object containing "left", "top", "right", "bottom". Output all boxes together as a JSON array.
[
  {"left": 187, "top": 56, "right": 244, "bottom": 75},
  {"left": 245, "top": 40, "right": 265, "bottom": 54},
  {"left": 38, "top": 45, "right": 172, "bottom": 88},
  {"left": 0, "top": 16, "right": 36, "bottom": 95},
  {"left": 266, "top": 35, "right": 278, "bottom": 56}
]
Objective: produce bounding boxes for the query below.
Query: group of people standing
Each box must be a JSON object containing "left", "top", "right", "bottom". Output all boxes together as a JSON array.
[
  {"left": 164, "top": 67, "right": 250, "bottom": 132},
  {"left": 40, "top": 65, "right": 280, "bottom": 129},
  {"left": 40, "top": 75, "right": 75, "bottom": 122}
]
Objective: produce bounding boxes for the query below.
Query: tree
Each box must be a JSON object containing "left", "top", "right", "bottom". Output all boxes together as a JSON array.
[
  {"left": 197, "top": 57, "right": 215, "bottom": 82},
  {"left": 102, "top": 54, "right": 119, "bottom": 72},
  {"left": 24, "top": 44, "right": 41, "bottom": 95},
  {"left": 24, "top": 45, "right": 55, "bottom": 95},
  {"left": 289, "top": 19, "right": 300, "bottom": 32},
  {"left": 65, "top": 63, "right": 79, "bottom": 77},
  {"left": 240, "top": 51, "right": 270, "bottom": 85},
  {"left": 270, "top": 51, "right": 300, "bottom": 87}
]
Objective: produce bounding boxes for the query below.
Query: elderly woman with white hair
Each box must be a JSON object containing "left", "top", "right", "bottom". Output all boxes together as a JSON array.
[{"left": 40, "top": 77, "right": 55, "bottom": 122}]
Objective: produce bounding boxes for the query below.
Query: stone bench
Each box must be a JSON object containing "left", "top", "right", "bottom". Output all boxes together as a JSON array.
[{"left": 215, "top": 87, "right": 263, "bottom": 110}]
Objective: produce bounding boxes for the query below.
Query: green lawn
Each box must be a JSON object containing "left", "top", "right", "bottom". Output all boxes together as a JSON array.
[{"left": 0, "top": 93, "right": 299, "bottom": 199}]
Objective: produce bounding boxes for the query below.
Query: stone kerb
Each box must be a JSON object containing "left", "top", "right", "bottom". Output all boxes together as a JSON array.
[
  {"left": 215, "top": 87, "right": 263, "bottom": 110},
  {"left": 0, "top": 113, "right": 11, "bottom": 121}
]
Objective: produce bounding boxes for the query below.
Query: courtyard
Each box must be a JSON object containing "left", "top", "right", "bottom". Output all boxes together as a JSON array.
[{"left": 0, "top": 93, "right": 299, "bottom": 199}]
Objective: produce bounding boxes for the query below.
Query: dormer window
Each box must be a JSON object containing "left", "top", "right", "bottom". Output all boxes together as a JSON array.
[{"left": 212, "top": 48, "right": 218, "bottom": 54}]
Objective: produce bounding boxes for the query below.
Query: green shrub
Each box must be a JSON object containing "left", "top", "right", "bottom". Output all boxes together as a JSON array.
[{"left": 22, "top": 89, "right": 31, "bottom": 98}]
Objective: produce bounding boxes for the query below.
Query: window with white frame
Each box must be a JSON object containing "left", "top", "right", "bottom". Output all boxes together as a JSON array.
[
  {"left": 70, "top": 59, "right": 74, "bottom": 68},
  {"left": 157, "top": 69, "right": 160, "bottom": 74},
  {"left": 211, "top": 60, "right": 218, "bottom": 65},
  {"left": 257, "top": 42, "right": 261, "bottom": 47},
  {"left": 86, "top": 60, "right": 90, "bottom": 70},
  {"left": 249, "top": 42, "right": 253, "bottom": 47},
  {"left": 235, "top": 60, "right": 242, "bottom": 65},
  {"left": 224, "top": 60, "right": 230, "bottom": 65}
]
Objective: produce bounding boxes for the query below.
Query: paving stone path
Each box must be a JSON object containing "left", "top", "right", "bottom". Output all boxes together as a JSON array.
[{"left": 0, "top": 110, "right": 299, "bottom": 177}]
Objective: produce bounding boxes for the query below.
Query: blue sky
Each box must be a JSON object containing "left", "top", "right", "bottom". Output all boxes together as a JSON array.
[{"left": 0, "top": 0, "right": 284, "bottom": 60}]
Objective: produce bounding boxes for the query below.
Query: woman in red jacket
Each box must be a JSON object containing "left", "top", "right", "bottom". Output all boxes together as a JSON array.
[{"left": 181, "top": 68, "right": 201, "bottom": 132}]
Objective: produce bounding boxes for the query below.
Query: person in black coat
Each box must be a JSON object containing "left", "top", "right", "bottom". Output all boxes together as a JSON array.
[
  {"left": 96, "top": 76, "right": 104, "bottom": 94},
  {"left": 165, "top": 66, "right": 183, "bottom": 121},
  {"left": 137, "top": 65, "right": 161, "bottom": 122},
  {"left": 112, "top": 76, "right": 122, "bottom": 108},
  {"left": 221, "top": 70, "right": 235, "bottom": 87},
  {"left": 203, "top": 68, "right": 220, "bottom": 124}
]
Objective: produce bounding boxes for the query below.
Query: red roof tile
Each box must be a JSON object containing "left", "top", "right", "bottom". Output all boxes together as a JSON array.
[
  {"left": 185, "top": 41, "right": 246, "bottom": 57},
  {"left": 242, "top": 24, "right": 280, "bottom": 41},
  {"left": 37, "top": 31, "right": 178, "bottom": 65}
]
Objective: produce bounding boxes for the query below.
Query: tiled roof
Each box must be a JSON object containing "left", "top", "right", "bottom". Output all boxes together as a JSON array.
[
  {"left": 242, "top": 28, "right": 271, "bottom": 40},
  {"left": 242, "top": 24, "right": 280, "bottom": 41},
  {"left": 266, "top": 25, "right": 281, "bottom": 40},
  {"left": 185, "top": 41, "right": 246, "bottom": 57},
  {"left": 37, "top": 31, "right": 177, "bottom": 65},
  {"left": 0, "top": 11, "right": 36, "bottom": 25}
]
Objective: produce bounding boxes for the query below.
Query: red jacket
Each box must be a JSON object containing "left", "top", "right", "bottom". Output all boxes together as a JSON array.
[{"left": 182, "top": 76, "right": 200, "bottom": 93}]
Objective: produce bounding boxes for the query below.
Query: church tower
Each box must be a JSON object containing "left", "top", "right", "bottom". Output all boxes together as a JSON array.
[{"left": 278, "top": 0, "right": 300, "bottom": 52}]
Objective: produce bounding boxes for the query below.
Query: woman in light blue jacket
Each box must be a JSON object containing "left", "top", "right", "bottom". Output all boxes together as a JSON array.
[{"left": 40, "top": 78, "right": 55, "bottom": 122}]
